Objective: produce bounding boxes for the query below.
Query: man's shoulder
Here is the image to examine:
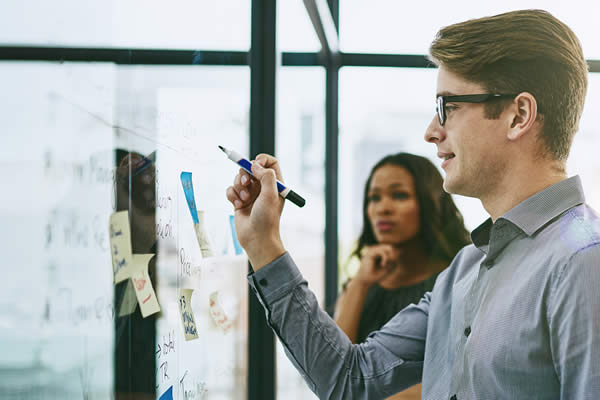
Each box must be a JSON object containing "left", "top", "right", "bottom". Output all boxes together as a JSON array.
[{"left": 544, "top": 202, "right": 600, "bottom": 253}]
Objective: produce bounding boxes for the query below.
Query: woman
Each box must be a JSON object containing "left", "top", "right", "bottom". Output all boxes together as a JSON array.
[{"left": 334, "top": 152, "right": 470, "bottom": 399}]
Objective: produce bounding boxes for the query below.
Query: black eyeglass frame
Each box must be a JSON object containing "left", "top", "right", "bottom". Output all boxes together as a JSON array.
[{"left": 436, "top": 93, "right": 518, "bottom": 126}]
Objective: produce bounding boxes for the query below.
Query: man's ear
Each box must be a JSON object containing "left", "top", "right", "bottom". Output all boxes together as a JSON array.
[{"left": 507, "top": 92, "right": 539, "bottom": 141}]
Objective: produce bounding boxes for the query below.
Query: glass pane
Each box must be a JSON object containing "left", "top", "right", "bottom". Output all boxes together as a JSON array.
[
  {"left": 278, "top": 1, "right": 321, "bottom": 52},
  {"left": 0, "top": 62, "right": 116, "bottom": 398},
  {"left": 275, "top": 67, "right": 326, "bottom": 400},
  {"left": 338, "top": 66, "right": 488, "bottom": 283},
  {"left": 340, "top": 0, "right": 600, "bottom": 58},
  {"left": 0, "top": 0, "right": 250, "bottom": 50},
  {"left": 0, "top": 62, "right": 250, "bottom": 399}
]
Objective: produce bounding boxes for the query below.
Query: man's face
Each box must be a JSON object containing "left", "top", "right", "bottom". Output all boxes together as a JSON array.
[{"left": 424, "top": 66, "right": 509, "bottom": 198}]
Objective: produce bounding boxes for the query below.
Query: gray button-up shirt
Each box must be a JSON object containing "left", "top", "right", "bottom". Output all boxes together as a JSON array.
[{"left": 248, "top": 176, "right": 600, "bottom": 399}]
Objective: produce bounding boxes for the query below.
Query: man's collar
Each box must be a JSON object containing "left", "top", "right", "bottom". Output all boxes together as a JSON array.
[
  {"left": 471, "top": 176, "right": 585, "bottom": 247},
  {"left": 502, "top": 175, "right": 585, "bottom": 236}
]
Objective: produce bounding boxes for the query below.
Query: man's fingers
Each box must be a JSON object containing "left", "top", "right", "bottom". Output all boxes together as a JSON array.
[
  {"left": 254, "top": 153, "right": 284, "bottom": 182},
  {"left": 239, "top": 168, "right": 252, "bottom": 187},
  {"left": 251, "top": 162, "right": 280, "bottom": 200},
  {"left": 226, "top": 186, "right": 244, "bottom": 209},
  {"left": 227, "top": 153, "right": 283, "bottom": 212},
  {"left": 230, "top": 169, "right": 262, "bottom": 208}
]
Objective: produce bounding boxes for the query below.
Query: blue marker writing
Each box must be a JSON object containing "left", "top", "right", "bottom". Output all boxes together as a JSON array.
[{"left": 218, "top": 146, "right": 306, "bottom": 208}]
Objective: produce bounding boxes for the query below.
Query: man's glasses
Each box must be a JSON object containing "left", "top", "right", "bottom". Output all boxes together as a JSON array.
[{"left": 436, "top": 93, "right": 518, "bottom": 126}]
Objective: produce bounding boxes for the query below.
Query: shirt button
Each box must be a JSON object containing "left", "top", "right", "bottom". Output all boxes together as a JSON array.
[
  {"left": 259, "top": 278, "right": 268, "bottom": 287},
  {"left": 464, "top": 326, "right": 471, "bottom": 337}
]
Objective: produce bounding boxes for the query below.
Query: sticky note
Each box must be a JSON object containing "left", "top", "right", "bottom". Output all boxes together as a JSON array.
[
  {"left": 209, "top": 291, "right": 233, "bottom": 333},
  {"left": 131, "top": 254, "right": 160, "bottom": 318},
  {"left": 109, "top": 211, "right": 133, "bottom": 283},
  {"left": 178, "top": 288, "right": 199, "bottom": 341},
  {"left": 180, "top": 172, "right": 199, "bottom": 224},
  {"left": 229, "top": 215, "right": 243, "bottom": 255},
  {"left": 194, "top": 210, "right": 213, "bottom": 258},
  {"left": 159, "top": 386, "right": 173, "bottom": 400},
  {"left": 117, "top": 279, "right": 138, "bottom": 317}
]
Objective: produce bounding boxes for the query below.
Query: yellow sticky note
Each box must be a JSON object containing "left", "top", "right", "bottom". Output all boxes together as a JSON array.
[
  {"left": 131, "top": 254, "right": 160, "bottom": 318},
  {"left": 209, "top": 291, "right": 233, "bottom": 333},
  {"left": 178, "top": 288, "right": 199, "bottom": 341},
  {"left": 118, "top": 279, "right": 138, "bottom": 317},
  {"left": 109, "top": 211, "right": 133, "bottom": 284},
  {"left": 194, "top": 210, "right": 213, "bottom": 258}
]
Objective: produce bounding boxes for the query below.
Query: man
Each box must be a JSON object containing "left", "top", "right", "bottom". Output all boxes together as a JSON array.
[{"left": 226, "top": 9, "right": 600, "bottom": 399}]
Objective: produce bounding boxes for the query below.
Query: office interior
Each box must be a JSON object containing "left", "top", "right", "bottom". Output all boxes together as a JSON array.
[{"left": 1, "top": 1, "right": 599, "bottom": 399}]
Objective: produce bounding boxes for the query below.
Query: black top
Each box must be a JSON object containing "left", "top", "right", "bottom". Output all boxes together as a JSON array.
[{"left": 354, "top": 273, "right": 439, "bottom": 343}]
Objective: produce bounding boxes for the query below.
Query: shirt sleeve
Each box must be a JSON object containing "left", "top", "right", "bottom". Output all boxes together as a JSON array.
[
  {"left": 549, "top": 243, "right": 600, "bottom": 399},
  {"left": 248, "top": 252, "right": 428, "bottom": 399}
]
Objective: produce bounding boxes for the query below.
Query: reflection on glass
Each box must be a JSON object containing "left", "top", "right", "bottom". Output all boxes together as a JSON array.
[
  {"left": 275, "top": 68, "right": 325, "bottom": 400},
  {"left": 114, "top": 150, "right": 158, "bottom": 399}
]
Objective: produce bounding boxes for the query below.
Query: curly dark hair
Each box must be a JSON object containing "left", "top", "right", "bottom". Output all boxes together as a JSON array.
[{"left": 353, "top": 153, "right": 470, "bottom": 264}]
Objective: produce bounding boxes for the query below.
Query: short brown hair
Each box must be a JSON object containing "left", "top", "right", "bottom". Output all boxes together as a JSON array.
[{"left": 429, "top": 9, "right": 588, "bottom": 162}]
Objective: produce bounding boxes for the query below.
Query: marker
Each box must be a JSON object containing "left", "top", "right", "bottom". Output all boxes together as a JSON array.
[{"left": 218, "top": 146, "right": 306, "bottom": 208}]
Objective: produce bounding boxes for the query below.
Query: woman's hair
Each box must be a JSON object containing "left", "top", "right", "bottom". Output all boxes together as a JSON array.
[{"left": 353, "top": 152, "right": 470, "bottom": 264}]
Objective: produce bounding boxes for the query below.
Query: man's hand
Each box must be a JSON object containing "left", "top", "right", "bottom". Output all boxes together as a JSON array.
[{"left": 225, "top": 154, "right": 286, "bottom": 270}]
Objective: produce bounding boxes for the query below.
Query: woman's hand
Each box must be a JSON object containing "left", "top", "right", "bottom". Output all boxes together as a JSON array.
[{"left": 353, "top": 244, "right": 401, "bottom": 287}]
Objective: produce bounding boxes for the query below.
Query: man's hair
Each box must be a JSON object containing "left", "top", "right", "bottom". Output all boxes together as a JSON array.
[{"left": 429, "top": 9, "right": 588, "bottom": 162}]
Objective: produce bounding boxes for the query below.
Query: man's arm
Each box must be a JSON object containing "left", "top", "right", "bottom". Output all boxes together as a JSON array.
[
  {"left": 549, "top": 243, "right": 600, "bottom": 399},
  {"left": 226, "top": 154, "right": 428, "bottom": 398},
  {"left": 249, "top": 252, "right": 428, "bottom": 399}
]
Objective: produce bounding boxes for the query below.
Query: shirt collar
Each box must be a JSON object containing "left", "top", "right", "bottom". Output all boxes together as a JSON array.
[
  {"left": 502, "top": 175, "right": 585, "bottom": 236},
  {"left": 471, "top": 175, "right": 585, "bottom": 248}
]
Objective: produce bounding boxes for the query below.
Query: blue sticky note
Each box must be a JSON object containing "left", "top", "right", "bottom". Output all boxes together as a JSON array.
[
  {"left": 229, "top": 215, "right": 243, "bottom": 255},
  {"left": 159, "top": 386, "right": 173, "bottom": 400},
  {"left": 180, "top": 172, "right": 199, "bottom": 224}
]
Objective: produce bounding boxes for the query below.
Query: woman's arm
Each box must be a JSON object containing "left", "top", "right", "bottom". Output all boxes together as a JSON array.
[
  {"left": 334, "top": 279, "right": 371, "bottom": 343},
  {"left": 335, "top": 244, "right": 399, "bottom": 342}
]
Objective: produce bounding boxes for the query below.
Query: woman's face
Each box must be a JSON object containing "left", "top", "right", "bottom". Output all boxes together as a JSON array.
[{"left": 367, "top": 164, "right": 421, "bottom": 245}]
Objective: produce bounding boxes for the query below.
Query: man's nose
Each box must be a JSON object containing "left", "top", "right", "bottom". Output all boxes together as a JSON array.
[{"left": 424, "top": 115, "right": 444, "bottom": 143}]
